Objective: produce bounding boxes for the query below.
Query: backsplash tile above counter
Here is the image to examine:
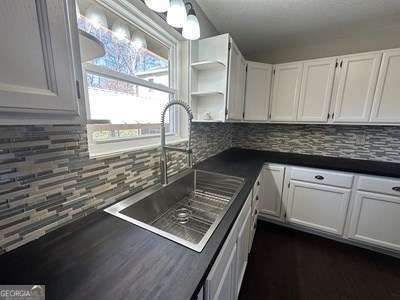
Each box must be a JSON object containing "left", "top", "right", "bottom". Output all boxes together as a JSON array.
[
  {"left": 233, "top": 124, "right": 400, "bottom": 163},
  {"left": 1, "top": 121, "right": 399, "bottom": 254},
  {"left": 0, "top": 123, "right": 232, "bottom": 254}
]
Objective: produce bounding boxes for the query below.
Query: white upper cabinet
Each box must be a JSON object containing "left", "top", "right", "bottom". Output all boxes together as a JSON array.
[
  {"left": 0, "top": 0, "right": 81, "bottom": 124},
  {"left": 270, "top": 62, "right": 303, "bottom": 122},
  {"left": 297, "top": 57, "right": 337, "bottom": 122},
  {"left": 226, "top": 39, "right": 246, "bottom": 121},
  {"left": 370, "top": 49, "right": 400, "bottom": 123},
  {"left": 244, "top": 62, "right": 272, "bottom": 121},
  {"left": 332, "top": 52, "right": 382, "bottom": 123}
]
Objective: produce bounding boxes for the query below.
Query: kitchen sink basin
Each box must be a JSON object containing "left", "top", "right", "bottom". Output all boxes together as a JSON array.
[{"left": 104, "top": 169, "right": 245, "bottom": 252}]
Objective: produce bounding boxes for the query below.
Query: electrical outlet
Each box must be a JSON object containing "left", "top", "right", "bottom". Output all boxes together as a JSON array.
[{"left": 355, "top": 134, "right": 366, "bottom": 145}]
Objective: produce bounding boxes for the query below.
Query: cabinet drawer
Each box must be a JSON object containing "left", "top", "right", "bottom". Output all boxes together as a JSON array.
[
  {"left": 252, "top": 188, "right": 260, "bottom": 217},
  {"left": 291, "top": 167, "right": 354, "bottom": 188},
  {"left": 358, "top": 176, "right": 400, "bottom": 197},
  {"left": 253, "top": 172, "right": 262, "bottom": 197}
]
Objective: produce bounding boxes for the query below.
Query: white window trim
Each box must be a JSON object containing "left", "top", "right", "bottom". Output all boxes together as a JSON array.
[{"left": 81, "top": 0, "right": 187, "bottom": 157}]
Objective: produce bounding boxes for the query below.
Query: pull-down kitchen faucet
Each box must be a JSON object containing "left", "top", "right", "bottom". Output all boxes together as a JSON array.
[{"left": 160, "top": 100, "right": 193, "bottom": 186}]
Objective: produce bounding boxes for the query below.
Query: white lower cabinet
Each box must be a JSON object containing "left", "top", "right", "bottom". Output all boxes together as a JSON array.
[
  {"left": 286, "top": 180, "right": 351, "bottom": 235},
  {"left": 205, "top": 192, "right": 252, "bottom": 300},
  {"left": 348, "top": 184, "right": 400, "bottom": 252},
  {"left": 236, "top": 208, "right": 251, "bottom": 296},
  {"left": 213, "top": 244, "right": 237, "bottom": 300},
  {"left": 259, "top": 164, "right": 285, "bottom": 219}
]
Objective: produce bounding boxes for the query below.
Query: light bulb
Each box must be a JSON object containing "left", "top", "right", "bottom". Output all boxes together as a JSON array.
[
  {"left": 131, "top": 30, "right": 147, "bottom": 49},
  {"left": 167, "top": 0, "right": 187, "bottom": 28},
  {"left": 144, "top": 0, "right": 169, "bottom": 13},
  {"left": 112, "top": 20, "right": 130, "bottom": 41},
  {"left": 182, "top": 10, "right": 200, "bottom": 40},
  {"left": 85, "top": 5, "right": 108, "bottom": 29}
]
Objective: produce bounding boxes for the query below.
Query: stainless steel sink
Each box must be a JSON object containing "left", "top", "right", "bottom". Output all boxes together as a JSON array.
[{"left": 104, "top": 169, "right": 245, "bottom": 252}]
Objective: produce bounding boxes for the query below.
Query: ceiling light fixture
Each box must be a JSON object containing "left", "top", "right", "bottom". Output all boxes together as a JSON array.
[
  {"left": 112, "top": 20, "right": 131, "bottom": 41},
  {"left": 167, "top": 0, "right": 187, "bottom": 28},
  {"left": 131, "top": 30, "right": 147, "bottom": 49},
  {"left": 144, "top": 0, "right": 170, "bottom": 13},
  {"left": 182, "top": 3, "right": 200, "bottom": 40},
  {"left": 85, "top": 5, "right": 108, "bottom": 29}
]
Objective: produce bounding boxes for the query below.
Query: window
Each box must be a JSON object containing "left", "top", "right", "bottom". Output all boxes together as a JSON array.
[{"left": 76, "top": 0, "right": 181, "bottom": 156}]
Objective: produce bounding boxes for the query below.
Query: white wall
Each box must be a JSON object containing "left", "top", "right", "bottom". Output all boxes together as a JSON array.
[{"left": 247, "top": 14, "right": 400, "bottom": 64}]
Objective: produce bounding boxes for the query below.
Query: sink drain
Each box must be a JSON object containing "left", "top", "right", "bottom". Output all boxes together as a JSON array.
[{"left": 174, "top": 208, "right": 192, "bottom": 224}]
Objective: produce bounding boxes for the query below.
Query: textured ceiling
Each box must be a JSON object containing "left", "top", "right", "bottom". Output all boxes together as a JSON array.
[{"left": 196, "top": 0, "right": 400, "bottom": 57}]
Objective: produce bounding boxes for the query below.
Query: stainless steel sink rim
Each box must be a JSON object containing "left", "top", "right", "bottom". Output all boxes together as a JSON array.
[{"left": 104, "top": 169, "right": 245, "bottom": 252}]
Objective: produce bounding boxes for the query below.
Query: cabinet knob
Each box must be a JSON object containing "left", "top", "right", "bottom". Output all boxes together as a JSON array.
[
  {"left": 315, "top": 175, "right": 324, "bottom": 180},
  {"left": 393, "top": 186, "right": 400, "bottom": 192},
  {"left": 257, "top": 181, "right": 260, "bottom": 186},
  {"left": 256, "top": 196, "right": 259, "bottom": 201}
]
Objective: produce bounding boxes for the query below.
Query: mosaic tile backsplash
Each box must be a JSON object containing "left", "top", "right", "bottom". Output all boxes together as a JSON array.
[
  {"left": 0, "top": 123, "right": 232, "bottom": 254},
  {"left": 1, "top": 121, "right": 399, "bottom": 253},
  {"left": 233, "top": 124, "right": 400, "bottom": 163}
]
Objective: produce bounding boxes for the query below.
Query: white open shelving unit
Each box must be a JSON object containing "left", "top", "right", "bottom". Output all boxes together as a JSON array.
[{"left": 189, "top": 34, "right": 230, "bottom": 122}]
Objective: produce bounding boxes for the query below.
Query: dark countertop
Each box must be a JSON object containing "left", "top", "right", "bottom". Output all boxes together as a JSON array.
[{"left": 0, "top": 148, "right": 399, "bottom": 300}]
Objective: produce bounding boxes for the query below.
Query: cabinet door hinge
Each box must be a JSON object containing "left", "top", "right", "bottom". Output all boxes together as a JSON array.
[
  {"left": 284, "top": 212, "right": 287, "bottom": 219},
  {"left": 335, "top": 62, "right": 338, "bottom": 68},
  {"left": 242, "top": 112, "right": 245, "bottom": 119},
  {"left": 76, "top": 80, "right": 81, "bottom": 99},
  {"left": 268, "top": 112, "right": 272, "bottom": 119},
  {"left": 288, "top": 182, "right": 290, "bottom": 188},
  {"left": 273, "top": 69, "right": 276, "bottom": 75},
  {"left": 340, "top": 61, "right": 343, "bottom": 68},
  {"left": 246, "top": 65, "right": 248, "bottom": 72},
  {"left": 327, "top": 113, "right": 330, "bottom": 120},
  {"left": 225, "top": 108, "right": 228, "bottom": 116},
  {"left": 228, "top": 40, "right": 231, "bottom": 51}
]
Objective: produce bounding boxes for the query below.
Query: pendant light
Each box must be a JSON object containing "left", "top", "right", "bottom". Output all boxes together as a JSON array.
[
  {"left": 144, "top": 0, "right": 169, "bottom": 13},
  {"left": 131, "top": 30, "right": 147, "bottom": 49},
  {"left": 167, "top": 0, "right": 187, "bottom": 28},
  {"left": 112, "top": 20, "right": 131, "bottom": 41},
  {"left": 182, "top": 3, "right": 200, "bottom": 40},
  {"left": 85, "top": 5, "right": 108, "bottom": 29}
]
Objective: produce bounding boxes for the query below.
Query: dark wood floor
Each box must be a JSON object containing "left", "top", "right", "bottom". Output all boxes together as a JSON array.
[{"left": 239, "top": 221, "right": 400, "bottom": 300}]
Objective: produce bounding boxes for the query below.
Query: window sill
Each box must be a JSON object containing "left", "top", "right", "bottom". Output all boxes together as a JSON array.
[{"left": 88, "top": 135, "right": 188, "bottom": 159}]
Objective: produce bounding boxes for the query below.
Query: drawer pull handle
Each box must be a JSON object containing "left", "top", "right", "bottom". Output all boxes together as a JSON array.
[
  {"left": 257, "top": 181, "right": 260, "bottom": 186},
  {"left": 393, "top": 186, "right": 400, "bottom": 192},
  {"left": 315, "top": 175, "right": 324, "bottom": 180},
  {"left": 256, "top": 196, "right": 259, "bottom": 201}
]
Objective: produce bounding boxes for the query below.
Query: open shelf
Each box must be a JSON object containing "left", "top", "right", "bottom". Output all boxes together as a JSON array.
[
  {"left": 191, "top": 60, "right": 226, "bottom": 71},
  {"left": 191, "top": 91, "right": 224, "bottom": 97}
]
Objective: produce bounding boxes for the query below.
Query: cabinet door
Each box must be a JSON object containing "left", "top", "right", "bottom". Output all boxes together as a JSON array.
[
  {"left": 287, "top": 181, "right": 350, "bottom": 235},
  {"left": 270, "top": 62, "right": 303, "bottom": 121},
  {"left": 348, "top": 191, "right": 400, "bottom": 251},
  {"left": 226, "top": 40, "right": 245, "bottom": 121},
  {"left": 333, "top": 52, "right": 381, "bottom": 123},
  {"left": 260, "top": 165, "right": 285, "bottom": 218},
  {"left": 213, "top": 244, "right": 237, "bottom": 300},
  {"left": 370, "top": 48, "right": 400, "bottom": 123},
  {"left": 244, "top": 62, "right": 272, "bottom": 121},
  {"left": 0, "top": 0, "right": 79, "bottom": 120},
  {"left": 297, "top": 58, "right": 336, "bottom": 122},
  {"left": 236, "top": 208, "right": 251, "bottom": 298}
]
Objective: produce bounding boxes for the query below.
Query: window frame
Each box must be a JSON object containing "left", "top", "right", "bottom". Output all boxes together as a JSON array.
[{"left": 80, "top": 0, "right": 184, "bottom": 157}]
